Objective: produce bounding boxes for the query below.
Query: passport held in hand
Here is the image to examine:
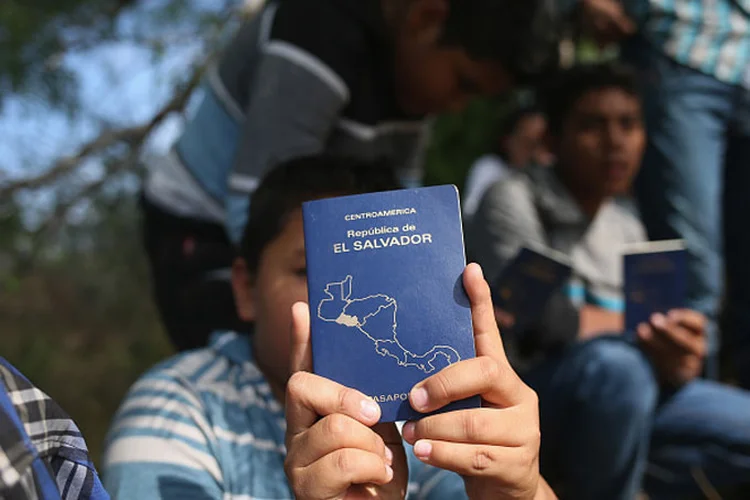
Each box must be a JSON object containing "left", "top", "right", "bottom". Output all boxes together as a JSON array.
[
  {"left": 492, "top": 246, "right": 572, "bottom": 334},
  {"left": 302, "top": 185, "right": 479, "bottom": 422},
  {"left": 623, "top": 239, "right": 687, "bottom": 332}
]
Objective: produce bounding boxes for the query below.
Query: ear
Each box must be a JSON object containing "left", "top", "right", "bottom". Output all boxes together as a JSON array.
[
  {"left": 231, "top": 257, "right": 257, "bottom": 322},
  {"left": 403, "top": 0, "right": 449, "bottom": 42}
]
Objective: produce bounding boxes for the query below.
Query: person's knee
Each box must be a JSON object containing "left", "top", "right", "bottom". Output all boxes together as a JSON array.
[{"left": 578, "top": 340, "right": 659, "bottom": 419}]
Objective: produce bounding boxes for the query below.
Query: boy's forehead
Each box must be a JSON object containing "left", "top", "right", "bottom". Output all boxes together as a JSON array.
[
  {"left": 573, "top": 88, "right": 641, "bottom": 113},
  {"left": 271, "top": 209, "right": 306, "bottom": 252}
]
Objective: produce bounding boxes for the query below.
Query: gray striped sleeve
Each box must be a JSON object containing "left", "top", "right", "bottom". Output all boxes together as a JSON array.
[
  {"left": 467, "top": 175, "right": 548, "bottom": 283},
  {"left": 228, "top": 40, "right": 350, "bottom": 194}
]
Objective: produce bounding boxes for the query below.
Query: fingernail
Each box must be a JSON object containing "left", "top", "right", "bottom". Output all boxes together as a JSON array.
[
  {"left": 360, "top": 399, "right": 380, "bottom": 421},
  {"left": 385, "top": 464, "right": 394, "bottom": 482},
  {"left": 410, "top": 387, "right": 429, "bottom": 411},
  {"left": 651, "top": 313, "right": 666, "bottom": 328},
  {"left": 476, "top": 264, "right": 484, "bottom": 279},
  {"left": 402, "top": 421, "right": 416, "bottom": 442},
  {"left": 384, "top": 445, "right": 393, "bottom": 465},
  {"left": 414, "top": 440, "right": 432, "bottom": 460}
]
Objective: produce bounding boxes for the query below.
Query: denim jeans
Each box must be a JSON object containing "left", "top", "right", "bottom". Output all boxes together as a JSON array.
[
  {"left": 620, "top": 38, "right": 750, "bottom": 385},
  {"left": 522, "top": 336, "right": 750, "bottom": 499}
]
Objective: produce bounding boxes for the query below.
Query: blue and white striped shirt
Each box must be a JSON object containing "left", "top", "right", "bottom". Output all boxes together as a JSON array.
[
  {"left": 102, "top": 332, "right": 467, "bottom": 500},
  {"left": 562, "top": 0, "right": 750, "bottom": 87},
  {"left": 634, "top": 0, "right": 750, "bottom": 87}
]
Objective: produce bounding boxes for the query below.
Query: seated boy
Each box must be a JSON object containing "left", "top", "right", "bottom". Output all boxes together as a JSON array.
[
  {"left": 0, "top": 357, "right": 109, "bottom": 499},
  {"left": 467, "top": 63, "right": 750, "bottom": 499},
  {"left": 462, "top": 105, "right": 552, "bottom": 220},
  {"left": 103, "top": 156, "right": 556, "bottom": 499}
]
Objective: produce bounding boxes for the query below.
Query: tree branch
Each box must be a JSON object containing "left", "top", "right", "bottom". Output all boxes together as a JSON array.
[{"left": 0, "top": 58, "right": 208, "bottom": 200}]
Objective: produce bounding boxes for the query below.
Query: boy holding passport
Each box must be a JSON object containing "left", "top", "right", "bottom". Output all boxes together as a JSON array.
[
  {"left": 103, "top": 157, "right": 556, "bottom": 500},
  {"left": 468, "top": 63, "right": 750, "bottom": 499}
]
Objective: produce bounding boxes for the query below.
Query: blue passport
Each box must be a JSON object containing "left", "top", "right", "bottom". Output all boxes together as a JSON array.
[
  {"left": 492, "top": 246, "right": 572, "bottom": 333},
  {"left": 302, "top": 185, "right": 479, "bottom": 422},
  {"left": 624, "top": 240, "right": 687, "bottom": 332}
]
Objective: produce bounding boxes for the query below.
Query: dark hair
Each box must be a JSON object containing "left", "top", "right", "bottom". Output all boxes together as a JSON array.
[
  {"left": 239, "top": 156, "right": 400, "bottom": 273},
  {"left": 440, "top": 0, "right": 563, "bottom": 83},
  {"left": 498, "top": 106, "right": 544, "bottom": 138},
  {"left": 543, "top": 62, "right": 641, "bottom": 136}
]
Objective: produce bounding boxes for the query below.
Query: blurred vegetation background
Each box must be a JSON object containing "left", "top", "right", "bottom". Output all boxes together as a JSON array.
[{"left": 0, "top": 0, "right": 601, "bottom": 463}]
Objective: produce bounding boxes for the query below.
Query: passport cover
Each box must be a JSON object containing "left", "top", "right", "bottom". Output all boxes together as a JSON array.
[
  {"left": 624, "top": 240, "right": 687, "bottom": 332},
  {"left": 303, "top": 185, "right": 479, "bottom": 422},
  {"left": 492, "top": 246, "right": 572, "bottom": 334}
]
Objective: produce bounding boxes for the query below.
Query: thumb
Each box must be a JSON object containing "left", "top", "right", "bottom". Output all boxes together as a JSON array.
[
  {"left": 289, "top": 301, "right": 312, "bottom": 375},
  {"left": 463, "top": 263, "right": 509, "bottom": 365}
]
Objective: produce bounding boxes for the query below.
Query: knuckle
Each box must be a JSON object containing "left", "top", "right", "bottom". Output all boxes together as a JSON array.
[
  {"left": 695, "top": 339, "right": 708, "bottom": 358},
  {"left": 429, "top": 373, "right": 453, "bottom": 402},
  {"left": 286, "top": 372, "right": 308, "bottom": 400},
  {"left": 527, "top": 427, "right": 542, "bottom": 450},
  {"left": 324, "top": 413, "right": 350, "bottom": 439},
  {"left": 337, "top": 387, "right": 355, "bottom": 414},
  {"left": 524, "top": 385, "right": 540, "bottom": 409},
  {"left": 415, "top": 417, "right": 433, "bottom": 440},
  {"left": 333, "top": 449, "right": 356, "bottom": 477},
  {"left": 283, "top": 458, "right": 302, "bottom": 490},
  {"left": 478, "top": 356, "right": 501, "bottom": 383},
  {"left": 518, "top": 446, "right": 538, "bottom": 471},
  {"left": 470, "top": 447, "right": 496, "bottom": 474},
  {"left": 461, "top": 412, "right": 488, "bottom": 441}
]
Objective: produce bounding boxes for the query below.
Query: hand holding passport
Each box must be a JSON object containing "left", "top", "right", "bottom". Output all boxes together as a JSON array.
[
  {"left": 285, "top": 264, "right": 545, "bottom": 500},
  {"left": 286, "top": 186, "right": 550, "bottom": 500},
  {"left": 624, "top": 240, "right": 707, "bottom": 385}
]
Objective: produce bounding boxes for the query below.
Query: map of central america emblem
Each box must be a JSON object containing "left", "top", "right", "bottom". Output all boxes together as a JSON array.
[{"left": 317, "top": 276, "right": 461, "bottom": 373}]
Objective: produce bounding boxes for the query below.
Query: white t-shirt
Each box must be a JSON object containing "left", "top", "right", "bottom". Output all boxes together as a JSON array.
[{"left": 462, "top": 154, "right": 511, "bottom": 219}]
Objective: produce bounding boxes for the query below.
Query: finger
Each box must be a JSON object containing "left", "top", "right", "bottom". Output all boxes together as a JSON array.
[
  {"left": 290, "top": 449, "right": 393, "bottom": 498},
  {"left": 409, "top": 355, "right": 528, "bottom": 412},
  {"left": 639, "top": 324, "right": 673, "bottom": 358},
  {"left": 668, "top": 309, "right": 706, "bottom": 335},
  {"left": 411, "top": 440, "right": 537, "bottom": 480},
  {"left": 289, "top": 301, "right": 312, "bottom": 374},
  {"left": 611, "top": 11, "right": 636, "bottom": 35},
  {"left": 285, "top": 371, "right": 381, "bottom": 437},
  {"left": 599, "top": 0, "right": 636, "bottom": 34},
  {"left": 289, "top": 414, "right": 389, "bottom": 468},
  {"left": 464, "top": 263, "right": 506, "bottom": 362},
  {"left": 373, "top": 422, "right": 404, "bottom": 449},
  {"left": 494, "top": 308, "right": 516, "bottom": 329},
  {"left": 401, "top": 407, "right": 534, "bottom": 448},
  {"left": 650, "top": 313, "right": 705, "bottom": 357}
]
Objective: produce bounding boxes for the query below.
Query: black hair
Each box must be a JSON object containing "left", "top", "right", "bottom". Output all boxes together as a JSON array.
[
  {"left": 440, "top": 0, "right": 563, "bottom": 83},
  {"left": 239, "top": 156, "right": 400, "bottom": 273},
  {"left": 543, "top": 62, "right": 641, "bottom": 136},
  {"left": 498, "top": 105, "right": 545, "bottom": 138}
]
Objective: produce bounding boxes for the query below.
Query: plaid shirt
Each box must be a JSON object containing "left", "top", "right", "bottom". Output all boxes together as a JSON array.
[
  {"left": 0, "top": 358, "right": 109, "bottom": 500},
  {"left": 634, "top": 0, "right": 750, "bottom": 88},
  {"left": 561, "top": 0, "right": 750, "bottom": 88}
]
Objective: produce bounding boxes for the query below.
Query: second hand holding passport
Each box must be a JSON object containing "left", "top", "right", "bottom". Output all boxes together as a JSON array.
[{"left": 285, "top": 263, "right": 546, "bottom": 500}]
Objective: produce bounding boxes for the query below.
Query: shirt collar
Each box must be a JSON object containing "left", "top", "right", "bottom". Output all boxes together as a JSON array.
[
  {"left": 210, "top": 330, "right": 253, "bottom": 366},
  {"left": 527, "top": 165, "right": 594, "bottom": 226}
]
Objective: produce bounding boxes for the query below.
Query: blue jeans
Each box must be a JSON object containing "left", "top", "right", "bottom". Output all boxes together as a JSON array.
[
  {"left": 522, "top": 337, "right": 750, "bottom": 499},
  {"left": 620, "top": 38, "right": 750, "bottom": 385}
]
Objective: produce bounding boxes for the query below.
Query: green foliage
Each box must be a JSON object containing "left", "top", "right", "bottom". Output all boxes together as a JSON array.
[
  {"left": 0, "top": 191, "right": 172, "bottom": 463},
  {"left": 425, "top": 96, "right": 515, "bottom": 190},
  {"left": 0, "top": 0, "right": 127, "bottom": 110}
]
